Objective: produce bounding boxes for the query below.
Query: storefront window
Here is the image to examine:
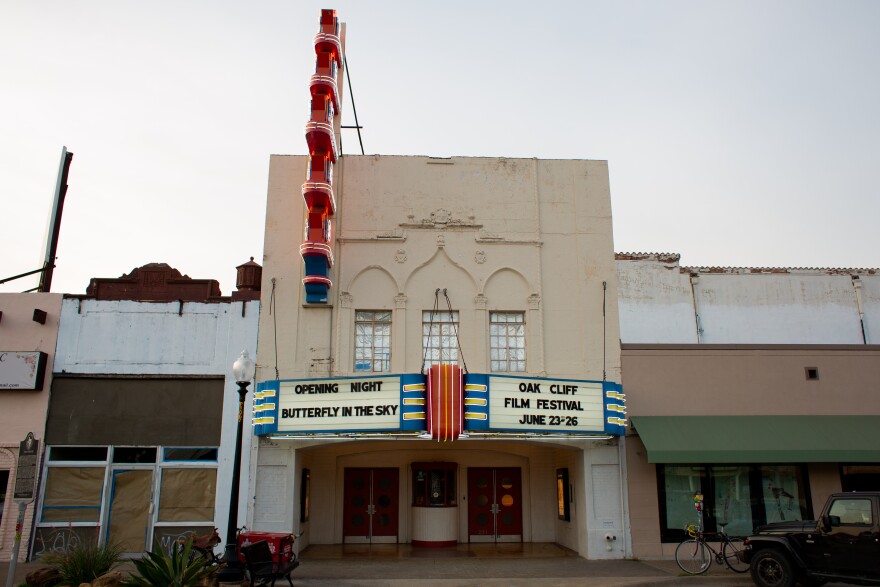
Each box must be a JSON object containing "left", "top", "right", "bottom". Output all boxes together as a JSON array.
[
  {"left": 841, "top": 464, "right": 880, "bottom": 491},
  {"left": 37, "top": 444, "right": 219, "bottom": 555},
  {"left": 761, "top": 465, "right": 810, "bottom": 524},
  {"left": 157, "top": 468, "right": 217, "bottom": 522},
  {"left": 412, "top": 462, "right": 456, "bottom": 507},
  {"left": 41, "top": 467, "right": 105, "bottom": 523},
  {"left": 711, "top": 466, "right": 752, "bottom": 536},
  {"left": 657, "top": 463, "right": 810, "bottom": 542}
]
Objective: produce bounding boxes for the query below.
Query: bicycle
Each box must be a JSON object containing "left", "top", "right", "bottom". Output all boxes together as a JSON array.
[
  {"left": 177, "top": 527, "right": 221, "bottom": 567},
  {"left": 675, "top": 523, "right": 749, "bottom": 575}
]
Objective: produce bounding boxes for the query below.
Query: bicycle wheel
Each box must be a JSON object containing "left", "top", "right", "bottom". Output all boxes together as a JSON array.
[
  {"left": 675, "top": 538, "right": 711, "bottom": 575},
  {"left": 722, "top": 538, "right": 749, "bottom": 573}
]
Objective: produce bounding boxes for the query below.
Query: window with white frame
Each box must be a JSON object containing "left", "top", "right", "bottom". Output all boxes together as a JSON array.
[
  {"left": 35, "top": 445, "right": 218, "bottom": 557},
  {"left": 354, "top": 311, "right": 391, "bottom": 372},
  {"left": 422, "top": 310, "right": 460, "bottom": 369},
  {"left": 490, "top": 311, "right": 525, "bottom": 372}
]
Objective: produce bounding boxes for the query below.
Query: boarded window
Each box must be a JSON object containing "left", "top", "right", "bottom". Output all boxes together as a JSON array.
[
  {"left": 42, "top": 467, "right": 105, "bottom": 522},
  {"left": 157, "top": 468, "right": 217, "bottom": 522}
]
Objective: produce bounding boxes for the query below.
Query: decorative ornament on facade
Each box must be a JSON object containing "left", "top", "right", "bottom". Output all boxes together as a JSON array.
[
  {"left": 431, "top": 209, "right": 451, "bottom": 225},
  {"left": 300, "top": 9, "right": 343, "bottom": 304},
  {"left": 474, "top": 250, "right": 486, "bottom": 264},
  {"left": 474, "top": 294, "right": 488, "bottom": 310},
  {"left": 394, "top": 293, "right": 408, "bottom": 309},
  {"left": 395, "top": 249, "right": 407, "bottom": 264},
  {"left": 528, "top": 293, "right": 541, "bottom": 310},
  {"left": 339, "top": 291, "right": 353, "bottom": 308},
  {"left": 436, "top": 234, "right": 445, "bottom": 248}
]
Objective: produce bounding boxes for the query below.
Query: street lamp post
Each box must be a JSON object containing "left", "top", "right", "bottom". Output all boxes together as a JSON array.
[{"left": 216, "top": 350, "right": 256, "bottom": 584}]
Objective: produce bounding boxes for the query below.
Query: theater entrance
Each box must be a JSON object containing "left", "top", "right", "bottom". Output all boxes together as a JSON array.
[
  {"left": 342, "top": 468, "right": 399, "bottom": 543},
  {"left": 467, "top": 467, "right": 523, "bottom": 542}
]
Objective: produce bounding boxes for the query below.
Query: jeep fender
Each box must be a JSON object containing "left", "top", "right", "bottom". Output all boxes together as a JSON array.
[{"left": 747, "top": 537, "right": 808, "bottom": 571}]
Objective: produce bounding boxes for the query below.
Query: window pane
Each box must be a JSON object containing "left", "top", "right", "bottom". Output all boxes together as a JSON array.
[
  {"left": 422, "top": 310, "right": 460, "bottom": 369},
  {"left": 489, "top": 312, "right": 525, "bottom": 372},
  {"left": 158, "top": 469, "right": 217, "bottom": 522},
  {"left": 33, "top": 526, "right": 98, "bottom": 559},
  {"left": 829, "top": 498, "right": 874, "bottom": 525},
  {"left": 153, "top": 525, "right": 217, "bottom": 556},
  {"left": 761, "top": 465, "right": 810, "bottom": 524},
  {"left": 113, "top": 447, "right": 157, "bottom": 463},
  {"left": 42, "top": 467, "right": 105, "bottom": 522},
  {"left": 354, "top": 310, "right": 392, "bottom": 372},
  {"left": 164, "top": 448, "right": 218, "bottom": 462},
  {"left": 661, "top": 465, "right": 705, "bottom": 537},
  {"left": 710, "top": 466, "right": 752, "bottom": 536},
  {"left": 49, "top": 447, "right": 107, "bottom": 462}
]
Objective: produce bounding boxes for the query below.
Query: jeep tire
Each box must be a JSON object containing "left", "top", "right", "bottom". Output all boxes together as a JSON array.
[{"left": 751, "top": 549, "right": 795, "bottom": 587}]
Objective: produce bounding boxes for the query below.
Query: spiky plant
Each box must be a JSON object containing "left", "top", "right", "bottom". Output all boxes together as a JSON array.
[
  {"left": 42, "top": 539, "right": 124, "bottom": 585},
  {"left": 125, "top": 539, "right": 217, "bottom": 587}
]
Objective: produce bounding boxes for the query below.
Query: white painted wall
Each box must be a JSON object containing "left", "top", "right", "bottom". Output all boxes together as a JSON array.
[
  {"left": 55, "top": 297, "right": 260, "bottom": 537},
  {"left": 617, "top": 258, "right": 698, "bottom": 344},
  {"left": 618, "top": 256, "right": 876, "bottom": 344},
  {"left": 695, "top": 273, "right": 863, "bottom": 344}
]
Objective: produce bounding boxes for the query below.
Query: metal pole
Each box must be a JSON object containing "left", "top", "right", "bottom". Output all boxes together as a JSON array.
[
  {"left": 216, "top": 382, "right": 249, "bottom": 583},
  {"left": 5, "top": 501, "right": 28, "bottom": 587},
  {"left": 38, "top": 147, "right": 73, "bottom": 293},
  {"left": 343, "top": 55, "right": 365, "bottom": 155}
]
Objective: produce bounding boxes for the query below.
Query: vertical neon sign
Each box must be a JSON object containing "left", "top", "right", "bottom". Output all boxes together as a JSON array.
[{"left": 301, "top": 9, "right": 342, "bottom": 303}]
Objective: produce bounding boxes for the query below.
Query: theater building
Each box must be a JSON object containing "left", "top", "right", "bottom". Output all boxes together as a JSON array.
[
  {"left": 251, "top": 151, "right": 627, "bottom": 558},
  {"left": 249, "top": 10, "right": 626, "bottom": 560}
]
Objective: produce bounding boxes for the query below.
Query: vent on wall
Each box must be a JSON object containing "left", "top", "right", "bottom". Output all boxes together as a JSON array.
[{"left": 805, "top": 367, "right": 819, "bottom": 381}]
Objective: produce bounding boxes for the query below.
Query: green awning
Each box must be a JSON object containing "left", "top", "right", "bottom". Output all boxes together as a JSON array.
[{"left": 630, "top": 416, "right": 880, "bottom": 464}]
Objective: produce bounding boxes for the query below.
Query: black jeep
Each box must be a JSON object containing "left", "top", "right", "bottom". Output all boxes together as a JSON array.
[{"left": 741, "top": 491, "right": 880, "bottom": 587}]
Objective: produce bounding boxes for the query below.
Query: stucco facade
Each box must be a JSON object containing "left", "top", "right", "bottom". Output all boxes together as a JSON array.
[
  {"left": 32, "top": 270, "right": 259, "bottom": 558},
  {"left": 617, "top": 254, "right": 880, "bottom": 557},
  {"left": 0, "top": 293, "right": 63, "bottom": 562},
  {"left": 252, "top": 155, "right": 626, "bottom": 559}
]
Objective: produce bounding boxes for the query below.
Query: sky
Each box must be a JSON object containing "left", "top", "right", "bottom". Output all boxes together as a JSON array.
[{"left": 2, "top": 0, "right": 878, "bottom": 295}]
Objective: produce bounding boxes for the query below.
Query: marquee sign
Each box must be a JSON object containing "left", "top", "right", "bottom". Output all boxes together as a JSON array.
[
  {"left": 254, "top": 372, "right": 625, "bottom": 437},
  {"left": 463, "top": 374, "right": 626, "bottom": 436},
  {"left": 253, "top": 374, "right": 426, "bottom": 435},
  {"left": 0, "top": 351, "right": 48, "bottom": 391}
]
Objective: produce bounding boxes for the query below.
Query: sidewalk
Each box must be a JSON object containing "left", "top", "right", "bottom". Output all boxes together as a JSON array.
[{"left": 2, "top": 543, "right": 755, "bottom": 587}]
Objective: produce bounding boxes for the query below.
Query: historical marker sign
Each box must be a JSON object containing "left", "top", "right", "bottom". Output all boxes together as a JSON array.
[{"left": 14, "top": 432, "right": 39, "bottom": 500}]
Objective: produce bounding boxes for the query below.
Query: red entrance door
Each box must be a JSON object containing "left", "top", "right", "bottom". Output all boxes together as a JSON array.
[
  {"left": 343, "top": 468, "right": 399, "bottom": 543},
  {"left": 467, "top": 467, "right": 523, "bottom": 542}
]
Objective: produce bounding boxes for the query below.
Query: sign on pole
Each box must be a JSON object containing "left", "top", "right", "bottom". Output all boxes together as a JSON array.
[
  {"left": 14, "top": 432, "right": 39, "bottom": 500},
  {"left": 6, "top": 433, "right": 39, "bottom": 587}
]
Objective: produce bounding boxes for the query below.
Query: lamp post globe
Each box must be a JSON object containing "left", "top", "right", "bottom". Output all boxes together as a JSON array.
[{"left": 217, "top": 349, "right": 255, "bottom": 583}]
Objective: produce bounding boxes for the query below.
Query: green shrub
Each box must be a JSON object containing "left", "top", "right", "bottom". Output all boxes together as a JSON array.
[
  {"left": 43, "top": 540, "right": 124, "bottom": 585},
  {"left": 125, "top": 539, "right": 216, "bottom": 587}
]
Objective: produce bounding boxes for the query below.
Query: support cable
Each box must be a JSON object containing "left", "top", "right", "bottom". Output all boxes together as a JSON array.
[
  {"left": 443, "top": 289, "right": 468, "bottom": 373},
  {"left": 421, "top": 288, "right": 441, "bottom": 374},
  {"left": 270, "top": 278, "right": 280, "bottom": 380},
  {"left": 343, "top": 55, "right": 365, "bottom": 155},
  {"left": 602, "top": 281, "right": 607, "bottom": 382}
]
